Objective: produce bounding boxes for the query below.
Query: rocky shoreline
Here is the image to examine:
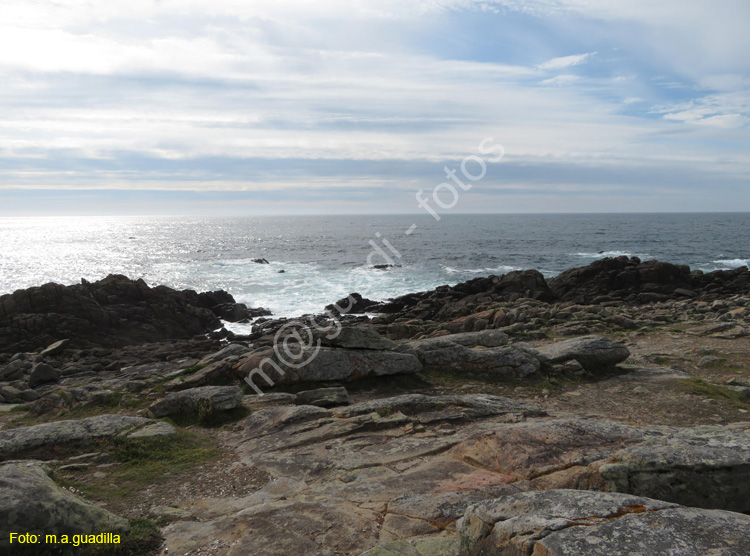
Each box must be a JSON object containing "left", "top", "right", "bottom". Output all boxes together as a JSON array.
[{"left": 1, "top": 257, "right": 749, "bottom": 555}]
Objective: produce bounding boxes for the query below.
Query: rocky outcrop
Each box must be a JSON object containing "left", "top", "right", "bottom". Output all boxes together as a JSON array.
[
  {"left": 450, "top": 418, "right": 750, "bottom": 512},
  {"left": 0, "top": 274, "right": 230, "bottom": 352},
  {"left": 0, "top": 460, "right": 129, "bottom": 550},
  {"left": 598, "top": 424, "right": 750, "bottom": 513},
  {"left": 338, "top": 258, "right": 750, "bottom": 338},
  {"left": 457, "top": 489, "right": 750, "bottom": 556},
  {"left": 148, "top": 385, "right": 244, "bottom": 419},
  {"left": 155, "top": 387, "right": 750, "bottom": 556},
  {"left": 327, "top": 293, "right": 379, "bottom": 315},
  {"left": 0, "top": 414, "right": 176, "bottom": 460},
  {"left": 371, "top": 269, "right": 553, "bottom": 319},
  {"left": 549, "top": 256, "right": 750, "bottom": 305}
]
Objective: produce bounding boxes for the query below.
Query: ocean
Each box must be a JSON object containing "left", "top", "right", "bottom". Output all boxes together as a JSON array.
[{"left": 1, "top": 213, "right": 748, "bottom": 319}]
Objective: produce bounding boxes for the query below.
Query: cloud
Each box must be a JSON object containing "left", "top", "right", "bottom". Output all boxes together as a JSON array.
[
  {"left": 540, "top": 74, "right": 580, "bottom": 86},
  {"left": 0, "top": 0, "right": 748, "bottom": 213},
  {"left": 537, "top": 52, "right": 596, "bottom": 70}
]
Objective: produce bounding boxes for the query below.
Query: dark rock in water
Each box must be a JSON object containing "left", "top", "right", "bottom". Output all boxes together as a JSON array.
[
  {"left": 197, "top": 289, "right": 235, "bottom": 309},
  {"left": 248, "top": 307, "right": 273, "bottom": 318},
  {"left": 0, "top": 275, "right": 226, "bottom": 352},
  {"left": 371, "top": 264, "right": 400, "bottom": 270},
  {"left": 548, "top": 256, "right": 750, "bottom": 305},
  {"left": 212, "top": 302, "right": 250, "bottom": 322},
  {"left": 278, "top": 269, "right": 286, "bottom": 273},
  {"left": 327, "top": 292, "right": 379, "bottom": 315},
  {"left": 252, "top": 258, "right": 270, "bottom": 264}
]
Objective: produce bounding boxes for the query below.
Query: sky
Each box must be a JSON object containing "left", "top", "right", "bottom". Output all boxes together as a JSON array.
[{"left": 0, "top": 0, "right": 748, "bottom": 215}]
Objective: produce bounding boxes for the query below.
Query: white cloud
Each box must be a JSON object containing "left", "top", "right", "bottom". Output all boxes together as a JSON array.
[
  {"left": 0, "top": 0, "right": 747, "bottom": 209},
  {"left": 537, "top": 52, "right": 595, "bottom": 70},
  {"left": 540, "top": 74, "right": 580, "bottom": 86}
]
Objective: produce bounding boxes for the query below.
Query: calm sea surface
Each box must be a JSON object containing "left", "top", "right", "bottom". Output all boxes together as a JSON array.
[{"left": 1, "top": 213, "right": 748, "bottom": 317}]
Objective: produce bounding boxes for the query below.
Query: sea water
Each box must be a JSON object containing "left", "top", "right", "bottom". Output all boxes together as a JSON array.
[{"left": 1, "top": 213, "right": 748, "bottom": 318}]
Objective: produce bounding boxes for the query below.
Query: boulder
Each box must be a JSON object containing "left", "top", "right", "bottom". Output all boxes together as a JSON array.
[
  {"left": 410, "top": 342, "right": 541, "bottom": 379},
  {"left": 295, "top": 387, "right": 350, "bottom": 408},
  {"left": 458, "top": 489, "right": 750, "bottom": 556},
  {"left": 28, "top": 362, "right": 60, "bottom": 388},
  {"left": 237, "top": 346, "right": 422, "bottom": 388},
  {"left": 0, "top": 359, "right": 28, "bottom": 381},
  {"left": 0, "top": 414, "right": 176, "bottom": 460},
  {"left": 534, "top": 335, "right": 629, "bottom": 371},
  {"left": 0, "top": 461, "right": 129, "bottom": 549},
  {"left": 149, "top": 385, "right": 244, "bottom": 419},
  {"left": 0, "top": 385, "right": 24, "bottom": 403}
]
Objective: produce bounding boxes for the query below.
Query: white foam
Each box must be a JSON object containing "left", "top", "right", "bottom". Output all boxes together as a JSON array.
[
  {"left": 713, "top": 258, "right": 750, "bottom": 269},
  {"left": 445, "top": 265, "right": 519, "bottom": 275},
  {"left": 574, "top": 251, "right": 651, "bottom": 260}
]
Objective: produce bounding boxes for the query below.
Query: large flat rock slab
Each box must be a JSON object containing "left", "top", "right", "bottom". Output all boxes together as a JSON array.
[
  {"left": 451, "top": 418, "right": 750, "bottom": 512},
  {"left": 458, "top": 489, "right": 750, "bottom": 556},
  {"left": 0, "top": 414, "right": 176, "bottom": 460},
  {"left": 237, "top": 346, "right": 422, "bottom": 388}
]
